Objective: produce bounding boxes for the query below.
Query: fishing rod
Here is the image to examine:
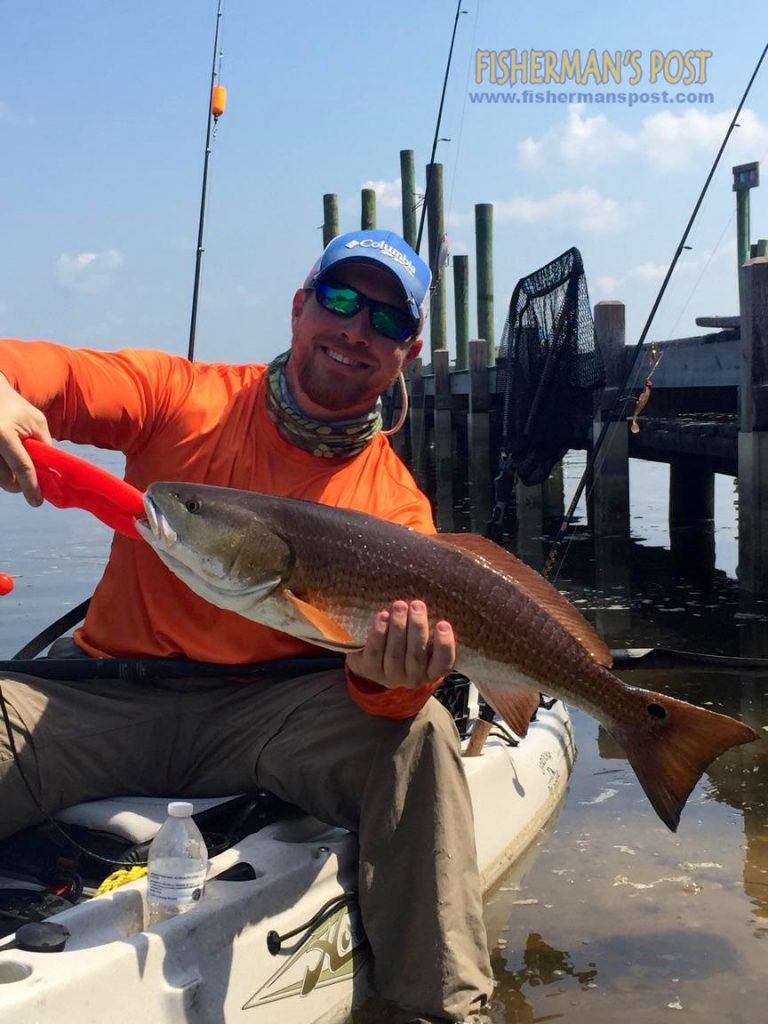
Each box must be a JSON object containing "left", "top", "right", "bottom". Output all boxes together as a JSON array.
[
  {"left": 187, "top": 0, "right": 226, "bottom": 361},
  {"left": 414, "top": 0, "right": 466, "bottom": 257},
  {"left": 542, "top": 40, "right": 768, "bottom": 582},
  {"left": 5, "top": 646, "right": 768, "bottom": 681}
]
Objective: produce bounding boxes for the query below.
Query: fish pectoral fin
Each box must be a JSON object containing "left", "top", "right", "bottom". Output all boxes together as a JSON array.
[
  {"left": 283, "top": 591, "right": 363, "bottom": 652},
  {"left": 474, "top": 683, "right": 541, "bottom": 738}
]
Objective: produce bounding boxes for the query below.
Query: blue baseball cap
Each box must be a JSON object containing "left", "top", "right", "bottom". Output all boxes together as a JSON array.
[{"left": 304, "top": 229, "right": 431, "bottom": 333}]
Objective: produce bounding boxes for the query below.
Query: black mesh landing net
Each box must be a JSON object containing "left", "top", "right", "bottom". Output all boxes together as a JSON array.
[{"left": 496, "top": 247, "right": 604, "bottom": 486}]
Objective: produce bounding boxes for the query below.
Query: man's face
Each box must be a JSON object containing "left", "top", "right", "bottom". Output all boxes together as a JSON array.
[{"left": 286, "top": 262, "right": 423, "bottom": 419}]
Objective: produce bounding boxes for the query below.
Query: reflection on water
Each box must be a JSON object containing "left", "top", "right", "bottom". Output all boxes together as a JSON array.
[
  {"left": 476, "top": 456, "right": 768, "bottom": 1023},
  {"left": 491, "top": 931, "right": 598, "bottom": 1022}
]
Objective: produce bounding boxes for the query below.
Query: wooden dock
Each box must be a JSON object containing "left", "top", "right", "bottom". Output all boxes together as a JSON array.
[{"left": 388, "top": 257, "right": 768, "bottom": 597}]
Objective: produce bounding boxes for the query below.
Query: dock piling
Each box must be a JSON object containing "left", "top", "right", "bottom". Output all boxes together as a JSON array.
[
  {"left": 590, "top": 301, "right": 630, "bottom": 538},
  {"left": 322, "top": 194, "right": 339, "bottom": 247},
  {"left": 361, "top": 189, "right": 376, "bottom": 230},
  {"left": 467, "top": 338, "right": 492, "bottom": 533},
  {"left": 738, "top": 255, "right": 768, "bottom": 596},
  {"left": 453, "top": 255, "right": 469, "bottom": 371},
  {"left": 475, "top": 204, "right": 495, "bottom": 366},
  {"left": 433, "top": 349, "right": 454, "bottom": 529},
  {"left": 400, "top": 150, "right": 417, "bottom": 248},
  {"left": 426, "top": 163, "right": 447, "bottom": 358}
]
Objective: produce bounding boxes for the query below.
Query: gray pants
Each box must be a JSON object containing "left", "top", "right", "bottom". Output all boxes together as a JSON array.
[{"left": 0, "top": 654, "right": 492, "bottom": 1022}]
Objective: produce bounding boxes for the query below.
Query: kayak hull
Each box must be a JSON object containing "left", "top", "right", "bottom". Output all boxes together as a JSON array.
[{"left": 0, "top": 701, "right": 575, "bottom": 1024}]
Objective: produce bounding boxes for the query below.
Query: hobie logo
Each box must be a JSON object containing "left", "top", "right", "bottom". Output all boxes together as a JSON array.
[
  {"left": 345, "top": 238, "right": 417, "bottom": 277},
  {"left": 243, "top": 905, "right": 368, "bottom": 1009}
]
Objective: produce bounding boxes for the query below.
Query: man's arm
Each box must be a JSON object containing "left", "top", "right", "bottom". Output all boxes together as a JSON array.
[
  {"left": 0, "top": 338, "right": 196, "bottom": 452},
  {"left": 0, "top": 372, "right": 52, "bottom": 505}
]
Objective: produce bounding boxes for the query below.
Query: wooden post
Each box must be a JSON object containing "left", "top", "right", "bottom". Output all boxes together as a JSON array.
[
  {"left": 467, "top": 338, "right": 492, "bottom": 533},
  {"left": 426, "top": 162, "right": 447, "bottom": 359},
  {"left": 361, "top": 189, "right": 376, "bottom": 230},
  {"left": 322, "top": 194, "right": 339, "bottom": 247},
  {"left": 594, "top": 534, "right": 632, "bottom": 638},
  {"left": 738, "top": 256, "right": 768, "bottom": 596},
  {"left": 514, "top": 485, "right": 542, "bottom": 566},
  {"left": 453, "top": 255, "right": 469, "bottom": 370},
  {"left": 590, "top": 301, "right": 629, "bottom": 537},
  {"left": 408, "top": 357, "right": 427, "bottom": 491},
  {"left": 475, "top": 204, "right": 495, "bottom": 366},
  {"left": 669, "top": 461, "right": 715, "bottom": 571},
  {"left": 736, "top": 189, "right": 751, "bottom": 271},
  {"left": 400, "top": 150, "right": 417, "bottom": 248},
  {"left": 592, "top": 303, "right": 632, "bottom": 629},
  {"left": 542, "top": 462, "right": 564, "bottom": 521},
  {"left": 733, "top": 163, "right": 759, "bottom": 308},
  {"left": 433, "top": 349, "right": 454, "bottom": 529},
  {"left": 516, "top": 472, "right": 560, "bottom": 569}
]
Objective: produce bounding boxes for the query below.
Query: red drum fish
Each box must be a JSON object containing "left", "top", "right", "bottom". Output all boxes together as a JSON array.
[{"left": 137, "top": 483, "right": 757, "bottom": 832}]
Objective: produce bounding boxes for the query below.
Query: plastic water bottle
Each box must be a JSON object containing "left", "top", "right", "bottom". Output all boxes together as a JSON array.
[{"left": 147, "top": 801, "right": 208, "bottom": 926}]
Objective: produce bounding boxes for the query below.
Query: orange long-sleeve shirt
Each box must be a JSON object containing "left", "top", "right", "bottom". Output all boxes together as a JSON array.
[{"left": 0, "top": 340, "right": 440, "bottom": 716}]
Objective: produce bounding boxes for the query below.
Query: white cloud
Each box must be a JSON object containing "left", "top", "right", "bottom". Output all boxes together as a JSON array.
[
  {"left": 517, "top": 106, "right": 768, "bottom": 173},
  {"left": 493, "top": 187, "right": 628, "bottom": 233},
  {"left": 361, "top": 177, "right": 404, "bottom": 210},
  {"left": 55, "top": 249, "right": 124, "bottom": 293},
  {"left": 633, "top": 261, "right": 669, "bottom": 281},
  {"left": 641, "top": 108, "right": 768, "bottom": 170},
  {"left": 516, "top": 137, "right": 545, "bottom": 167},
  {"left": 594, "top": 242, "right": 734, "bottom": 298}
]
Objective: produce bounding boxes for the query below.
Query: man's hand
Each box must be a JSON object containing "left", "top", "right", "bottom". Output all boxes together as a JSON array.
[
  {"left": 346, "top": 599, "right": 456, "bottom": 689},
  {"left": 0, "top": 374, "right": 52, "bottom": 506}
]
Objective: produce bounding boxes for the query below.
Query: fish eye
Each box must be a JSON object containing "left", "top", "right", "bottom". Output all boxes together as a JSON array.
[{"left": 185, "top": 499, "right": 203, "bottom": 515}]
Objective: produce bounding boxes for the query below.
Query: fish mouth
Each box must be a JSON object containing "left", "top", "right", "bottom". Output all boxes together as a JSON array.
[
  {"left": 136, "top": 494, "right": 178, "bottom": 551},
  {"left": 136, "top": 493, "right": 271, "bottom": 602}
]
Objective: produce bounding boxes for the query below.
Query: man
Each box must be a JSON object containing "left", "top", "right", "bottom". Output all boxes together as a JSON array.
[{"left": 0, "top": 229, "right": 492, "bottom": 1023}]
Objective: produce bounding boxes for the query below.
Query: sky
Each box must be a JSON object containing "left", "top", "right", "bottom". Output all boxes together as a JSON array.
[{"left": 2, "top": 0, "right": 767, "bottom": 366}]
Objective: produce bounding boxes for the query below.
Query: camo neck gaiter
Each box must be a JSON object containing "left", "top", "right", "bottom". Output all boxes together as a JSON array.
[{"left": 264, "top": 351, "right": 383, "bottom": 459}]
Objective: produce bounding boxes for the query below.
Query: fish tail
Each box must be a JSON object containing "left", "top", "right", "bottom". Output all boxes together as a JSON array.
[{"left": 608, "top": 688, "right": 758, "bottom": 831}]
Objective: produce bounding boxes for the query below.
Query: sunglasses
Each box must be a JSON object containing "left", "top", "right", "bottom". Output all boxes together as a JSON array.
[{"left": 313, "top": 279, "right": 417, "bottom": 343}]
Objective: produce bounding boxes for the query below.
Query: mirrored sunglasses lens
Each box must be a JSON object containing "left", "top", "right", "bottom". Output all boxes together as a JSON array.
[
  {"left": 316, "top": 283, "right": 361, "bottom": 317},
  {"left": 371, "top": 308, "right": 412, "bottom": 341}
]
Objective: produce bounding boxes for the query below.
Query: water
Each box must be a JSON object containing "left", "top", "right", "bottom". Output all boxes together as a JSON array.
[
  {"left": 479, "top": 455, "right": 768, "bottom": 1024},
  {"left": 1, "top": 449, "right": 766, "bottom": 1022}
]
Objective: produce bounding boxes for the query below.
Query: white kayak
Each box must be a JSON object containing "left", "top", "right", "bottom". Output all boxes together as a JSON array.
[{"left": 0, "top": 696, "right": 574, "bottom": 1024}]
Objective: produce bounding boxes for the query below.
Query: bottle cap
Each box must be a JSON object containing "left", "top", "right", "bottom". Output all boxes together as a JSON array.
[{"left": 167, "top": 801, "right": 194, "bottom": 817}]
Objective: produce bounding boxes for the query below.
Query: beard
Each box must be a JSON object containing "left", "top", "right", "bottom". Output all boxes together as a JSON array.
[{"left": 293, "top": 346, "right": 385, "bottom": 415}]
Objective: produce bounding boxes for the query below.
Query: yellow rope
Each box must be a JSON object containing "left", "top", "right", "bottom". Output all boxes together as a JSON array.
[{"left": 95, "top": 865, "right": 148, "bottom": 895}]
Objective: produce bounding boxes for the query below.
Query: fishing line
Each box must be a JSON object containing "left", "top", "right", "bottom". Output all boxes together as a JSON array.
[
  {"left": 663, "top": 210, "right": 736, "bottom": 343},
  {"left": 444, "top": 0, "right": 482, "bottom": 241},
  {"left": 542, "top": 40, "right": 768, "bottom": 582},
  {"left": 664, "top": 133, "right": 768, "bottom": 341}
]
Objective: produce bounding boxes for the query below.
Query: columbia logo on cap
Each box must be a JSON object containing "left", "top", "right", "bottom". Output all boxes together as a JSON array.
[{"left": 344, "top": 238, "right": 417, "bottom": 277}]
